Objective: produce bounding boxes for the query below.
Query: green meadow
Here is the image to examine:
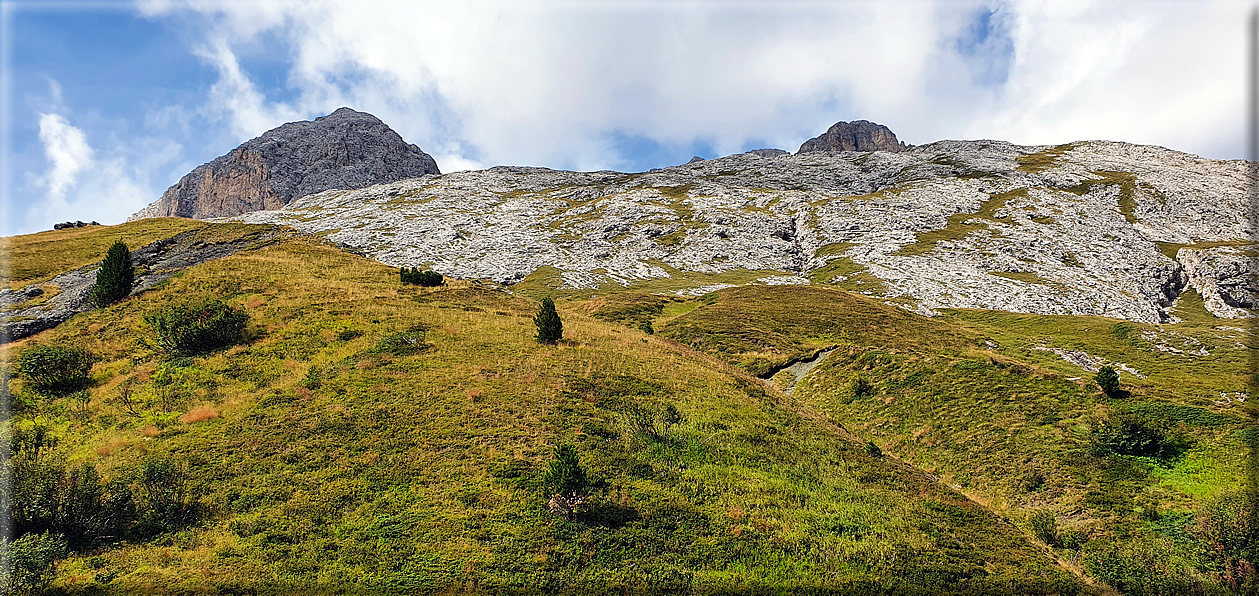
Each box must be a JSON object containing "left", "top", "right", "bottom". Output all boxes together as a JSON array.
[{"left": 2, "top": 219, "right": 1253, "bottom": 594}]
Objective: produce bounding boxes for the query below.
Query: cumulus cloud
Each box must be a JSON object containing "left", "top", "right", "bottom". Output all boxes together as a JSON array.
[
  {"left": 195, "top": 40, "right": 303, "bottom": 141},
  {"left": 136, "top": 0, "right": 1247, "bottom": 172},
  {"left": 23, "top": 107, "right": 172, "bottom": 233},
  {"left": 38, "top": 113, "right": 93, "bottom": 200}
]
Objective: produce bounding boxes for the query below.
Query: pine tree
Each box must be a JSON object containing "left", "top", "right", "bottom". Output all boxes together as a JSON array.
[
  {"left": 1096, "top": 366, "right": 1121, "bottom": 397},
  {"left": 534, "top": 297, "right": 562, "bottom": 344},
  {"left": 89, "top": 240, "right": 134, "bottom": 308}
]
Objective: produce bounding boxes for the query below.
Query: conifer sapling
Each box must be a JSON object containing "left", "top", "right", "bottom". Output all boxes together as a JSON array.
[
  {"left": 89, "top": 240, "right": 134, "bottom": 308},
  {"left": 534, "top": 297, "right": 563, "bottom": 344}
]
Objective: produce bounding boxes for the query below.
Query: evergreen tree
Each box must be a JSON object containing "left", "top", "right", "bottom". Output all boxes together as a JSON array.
[
  {"left": 89, "top": 240, "right": 134, "bottom": 308},
  {"left": 534, "top": 297, "right": 562, "bottom": 344},
  {"left": 1096, "top": 366, "right": 1121, "bottom": 397}
]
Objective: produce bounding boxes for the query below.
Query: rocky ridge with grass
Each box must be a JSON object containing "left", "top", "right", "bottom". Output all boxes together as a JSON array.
[
  {"left": 225, "top": 137, "right": 1254, "bottom": 324},
  {"left": 1, "top": 227, "right": 282, "bottom": 343},
  {"left": 128, "top": 107, "right": 440, "bottom": 220}
]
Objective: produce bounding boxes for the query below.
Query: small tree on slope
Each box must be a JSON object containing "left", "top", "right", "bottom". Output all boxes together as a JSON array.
[
  {"left": 535, "top": 297, "right": 563, "bottom": 344},
  {"left": 544, "top": 443, "right": 589, "bottom": 521},
  {"left": 1096, "top": 366, "right": 1121, "bottom": 397},
  {"left": 89, "top": 240, "right": 134, "bottom": 308}
]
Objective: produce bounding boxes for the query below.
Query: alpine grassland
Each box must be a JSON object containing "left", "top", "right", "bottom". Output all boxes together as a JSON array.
[
  {"left": 640, "top": 284, "right": 1255, "bottom": 594},
  {"left": 3, "top": 223, "right": 1091, "bottom": 594}
]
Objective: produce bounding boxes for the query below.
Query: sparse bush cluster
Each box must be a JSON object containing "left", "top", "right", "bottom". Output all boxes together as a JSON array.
[
  {"left": 400, "top": 267, "right": 443, "bottom": 287},
  {"left": 3, "top": 423, "right": 201, "bottom": 592},
  {"left": 1028, "top": 510, "right": 1060, "bottom": 547},
  {"left": 145, "top": 298, "right": 248, "bottom": 356},
  {"left": 7, "top": 429, "right": 201, "bottom": 550},
  {"left": 1092, "top": 412, "right": 1188, "bottom": 459},
  {"left": 17, "top": 344, "right": 97, "bottom": 395},
  {"left": 623, "top": 402, "right": 684, "bottom": 441}
]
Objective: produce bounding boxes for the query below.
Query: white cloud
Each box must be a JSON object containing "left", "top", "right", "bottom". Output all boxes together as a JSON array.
[
  {"left": 125, "top": 0, "right": 1255, "bottom": 176},
  {"left": 37, "top": 113, "right": 93, "bottom": 201},
  {"left": 195, "top": 39, "right": 303, "bottom": 141},
  {"left": 25, "top": 109, "right": 172, "bottom": 232}
]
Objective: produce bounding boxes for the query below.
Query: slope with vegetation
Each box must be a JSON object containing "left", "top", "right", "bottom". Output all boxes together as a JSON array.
[
  {"left": 605, "top": 284, "right": 1257, "bottom": 594},
  {"left": 2, "top": 222, "right": 1090, "bottom": 593}
]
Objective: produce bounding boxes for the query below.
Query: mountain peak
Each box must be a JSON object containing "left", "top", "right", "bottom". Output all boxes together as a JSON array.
[
  {"left": 797, "top": 120, "right": 910, "bottom": 153},
  {"left": 129, "top": 108, "right": 440, "bottom": 221}
]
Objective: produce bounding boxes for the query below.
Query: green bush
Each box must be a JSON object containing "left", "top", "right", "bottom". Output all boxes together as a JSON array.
[
  {"left": 864, "top": 441, "right": 883, "bottom": 457},
  {"left": 850, "top": 377, "right": 873, "bottom": 400},
  {"left": 535, "top": 297, "right": 563, "bottom": 344},
  {"left": 17, "top": 344, "right": 97, "bottom": 395},
  {"left": 372, "top": 326, "right": 428, "bottom": 356},
  {"left": 88, "top": 239, "right": 134, "bottom": 308},
  {"left": 1092, "top": 412, "right": 1187, "bottom": 459},
  {"left": 400, "top": 267, "right": 443, "bottom": 287},
  {"left": 545, "top": 443, "right": 589, "bottom": 499},
  {"left": 1, "top": 531, "right": 67, "bottom": 594},
  {"left": 1028, "top": 510, "right": 1060, "bottom": 547},
  {"left": 145, "top": 298, "right": 248, "bottom": 356},
  {"left": 1096, "top": 366, "right": 1121, "bottom": 397}
]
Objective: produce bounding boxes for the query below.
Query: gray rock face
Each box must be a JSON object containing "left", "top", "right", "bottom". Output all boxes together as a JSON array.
[
  {"left": 798, "top": 120, "right": 910, "bottom": 153},
  {"left": 1179, "top": 246, "right": 1258, "bottom": 318},
  {"left": 231, "top": 139, "right": 1256, "bottom": 324},
  {"left": 129, "top": 108, "right": 440, "bottom": 221},
  {"left": 745, "top": 149, "right": 789, "bottom": 158}
]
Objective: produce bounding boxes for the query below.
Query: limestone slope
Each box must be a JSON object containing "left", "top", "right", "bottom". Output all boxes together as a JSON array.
[{"left": 232, "top": 140, "right": 1255, "bottom": 323}]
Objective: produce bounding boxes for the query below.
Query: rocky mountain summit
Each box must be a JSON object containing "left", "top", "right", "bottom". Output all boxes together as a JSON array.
[
  {"left": 798, "top": 120, "right": 911, "bottom": 153},
  {"left": 128, "top": 108, "right": 439, "bottom": 220},
  {"left": 229, "top": 138, "right": 1256, "bottom": 324}
]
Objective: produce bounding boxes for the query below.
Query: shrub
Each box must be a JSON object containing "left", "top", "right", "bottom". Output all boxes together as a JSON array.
[
  {"left": 88, "top": 240, "right": 134, "bottom": 308},
  {"left": 1096, "top": 366, "right": 1121, "bottom": 397},
  {"left": 1029, "top": 510, "right": 1061, "bottom": 547},
  {"left": 1195, "top": 490, "right": 1256, "bottom": 589},
  {"left": 372, "top": 326, "right": 428, "bottom": 355},
  {"left": 134, "top": 457, "right": 199, "bottom": 537},
  {"left": 638, "top": 320, "right": 654, "bottom": 335},
  {"left": 17, "top": 344, "right": 97, "bottom": 395},
  {"left": 851, "top": 377, "right": 873, "bottom": 400},
  {"left": 1092, "top": 412, "right": 1187, "bottom": 459},
  {"left": 400, "top": 267, "right": 443, "bottom": 287},
  {"left": 864, "top": 440, "right": 883, "bottom": 457},
  {"left": 145, "top": 298, "right": 248, "bottom": 356},
  {"left": 535, "top": 297, "right": 563, "bottom": 344},
  {"left": 1, "top": 531, "right": 68, "bottom": 594},
  {"left": 544, "top": 443, "right": 589, "bottom": 521}
]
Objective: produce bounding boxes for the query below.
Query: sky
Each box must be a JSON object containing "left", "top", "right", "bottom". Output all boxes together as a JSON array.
[{"left": 1, "top": 0, "right": 1253, "bottom": 236}]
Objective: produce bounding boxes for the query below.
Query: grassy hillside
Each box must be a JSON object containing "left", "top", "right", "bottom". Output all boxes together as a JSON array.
[
  {"left": 639, "top": 285, "right": 1255, "bottom": 594},
  {"left": 1, "top": 224, "right": 1087, "bottom": 594},
  {"left": 0, "top": 219, "right": 214, "bottom": 289}
]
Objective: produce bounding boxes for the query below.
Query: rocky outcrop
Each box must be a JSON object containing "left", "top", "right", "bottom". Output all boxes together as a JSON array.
[
  {"left": 1, "top": 228, "right": 284, "bottom": 343},
  {"left": 231, "top": 139, "right": 1254, "bottom": 324},
  {"left": 129, "top": 108, "right": 440, "bottom": 221},
  {"left": 797, "top": 120, "right": 910, "bottom": 153},
  {"left": 1178, "top": 246, "right": 1258, "bottom": 318},
  {"left": 745, "top": 149, "right": 789, "bottom": 158},
  {"left": 53, "top": 220, "right": 100, "bottom": 230}
]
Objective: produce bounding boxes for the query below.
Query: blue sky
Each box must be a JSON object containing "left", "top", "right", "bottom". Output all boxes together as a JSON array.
[{"left": 2, "top": 0, "right": 1251, "bottom": 236}]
